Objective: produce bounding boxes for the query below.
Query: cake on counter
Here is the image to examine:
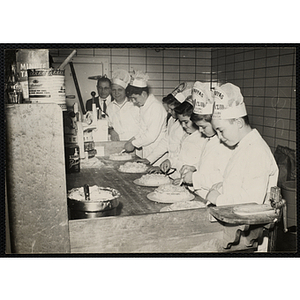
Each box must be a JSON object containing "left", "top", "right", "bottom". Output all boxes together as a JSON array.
[
  {"left": 153, "top": 183, "right": 193, "bottom": 202},
  {"left": 109, "top": 152, "right": 132, "bottom": 161},
  {"left": 119, "top": 162, "right": 148, "bottom": 173},
  {"left": 138, "top": 173, "right": 171, "bottom": 186}
]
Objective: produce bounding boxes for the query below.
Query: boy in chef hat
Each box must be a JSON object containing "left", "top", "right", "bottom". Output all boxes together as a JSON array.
[
  {"left": 206, "top": 83, "right": 278, "bottom": 206},
  {"left": 153, "top": 82, "right": 204, "bottom": 175},
  {"left": 177, "top": 81, "right": 232, "bottom": 200},
  {"left": 124, "top": 71, "right": 167, "bottom": 158},
  {"left": 159, "top": 91, "right": 207, "bottom": 179},
  {"left": 106, "top": 69, "right": 140, "bottom": 141},
  {"left": 142, "top": 82, "right": 195, "bottom": 170},
  {"left": 125, "top": 70, "right": 150, "bottom": 106}
]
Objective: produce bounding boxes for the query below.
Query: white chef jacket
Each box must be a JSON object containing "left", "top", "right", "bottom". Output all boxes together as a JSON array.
[
  {"left": 107, "top": 98, "right": 140, "bottom": 141},
  {"left": 146, "top": 117, "right": 185, "bottom": 166},
  {"left": 132, "top": 94, "right": 167, "bottom": 158},
  {"left": 216, "top": 129, "right": 279, "bottom": 206},
  {"left": 192, "top": 135, "right": 233, "bottom": 199},
  {"left": 169, "top": 130, "right": 206, "bottom": 178}
]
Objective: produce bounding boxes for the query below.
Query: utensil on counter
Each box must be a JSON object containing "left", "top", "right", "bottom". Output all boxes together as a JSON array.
[
  {"left": 149, "top": 151, "right": 168, "bottom": 166},
  {"left": 84, "top": 184, "right": 90, "bottom": 201},
  {"left": 118, "top": 149, "right": 126, "bottom": 155}
]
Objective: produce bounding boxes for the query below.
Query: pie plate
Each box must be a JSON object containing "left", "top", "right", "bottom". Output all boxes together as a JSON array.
[
  {"left": 133, "top": 178, "right": 171, "bottom": 187},
  {"left": 147, "top": 192, "right": 195, "bottom": 204}
]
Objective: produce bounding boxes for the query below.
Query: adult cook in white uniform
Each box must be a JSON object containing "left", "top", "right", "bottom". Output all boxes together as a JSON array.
[
  {"left": 124, "top": 71, "right": 167, "bottom": 158},
  {"left": 179, "top": 81, "right": 233, "bottom": 199},
  {"left": 107, "top": 69, "right": 140, "bottom": 141},
  {"left": 206, "top": 83, "right": 279, "bottom": 206}
]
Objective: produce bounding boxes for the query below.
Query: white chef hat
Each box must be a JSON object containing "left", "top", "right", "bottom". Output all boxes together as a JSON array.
[
  {"left": 212, "top": 83, "right": 247, "bottom": 120},
  {"left": 171, "top": 82, "right": 194, "bottom": 103},
  {"left": 112, "top": 69, "right": 130, "bottom": 89},
  {"left": 130, "top": 70, "right": 149, "bottom": 88},
  {"left": 192, "top": 81, "right": 214, "bottom": 115}
]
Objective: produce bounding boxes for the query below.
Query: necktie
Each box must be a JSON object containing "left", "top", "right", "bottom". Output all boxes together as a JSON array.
[{"left": 102, "top": 99, "right": 107, "bottom": 117}]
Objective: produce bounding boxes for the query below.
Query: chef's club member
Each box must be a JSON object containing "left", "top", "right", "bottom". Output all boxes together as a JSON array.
[
  {"left": 107, "top": 69, "right": 140, "bottom": 141},
  {"left": 85, "top": 75, "right": 112, "bottom": 116},
  {"left": 158, "top": 82, "right": 200, "bottom": 173},
  {"left": 177, "top": 81, "right": 232, "bottom": 200},
  {"left": 205, "top": 83, "right": 279, "bottom": 206},
  {"left": 160, "top": 97, "right": 206, "bottom": 180},
  {"left": 124, "top": 70, "right": 167, "bottom": 158},
  {"left": 145, "top": 83, "right": 193, "bottom": 172}
]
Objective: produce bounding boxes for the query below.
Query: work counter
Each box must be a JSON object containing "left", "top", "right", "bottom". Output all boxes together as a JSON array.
[
  {"left": 5, "top": 104, "right": 279, "bottom": 254},
  {"left": 66, "top": 155, "right": 277, "bottom": 253},
  {"left": 66, "top": 156, "right": 221, "bottom": 253},
  {"left": 66, "top": 157, "right": 205, "bottom": 217}
]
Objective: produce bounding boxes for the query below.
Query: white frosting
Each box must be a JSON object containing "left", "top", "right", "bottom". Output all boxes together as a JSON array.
[
  {"left": 154, "top": 184, "right": 191, "bottom": 201},
  {"left": 161, "top": 200, "right": 206, "bottom": 212},
  {"left": 119, "top": 162, "right": 148, "bottom": 173},
  {"left": 68, "top": 185, "right": 118, "bottom": 202},
  {"left": 139, "top": 174, "right": 171, "bottom": 185},
  {"left": 109, "top": 152, "right": 132, "bottom": 161}
]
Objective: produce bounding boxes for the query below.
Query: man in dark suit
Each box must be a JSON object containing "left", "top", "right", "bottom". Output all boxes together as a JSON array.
[{"left": 85, "top": 75, "right": 113, "bottom": 117}]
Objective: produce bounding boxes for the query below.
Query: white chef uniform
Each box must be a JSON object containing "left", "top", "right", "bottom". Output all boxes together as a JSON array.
[
  {"left": 170, "top": 130, "right": 206, "bottom": 179},
  {"left": 146, "top": 117, "right": 185, "bottom": 166},
  {"left": 107, "top": 98, "right": 140, "bottom": 140},
  {"left": 188, "top": 81, "right": 232, "bottom": 199},
  {"left": 132, "top": 94, "right": 167, "bottom": 158},
  {"left": 215, "top": 129, "right": 279, "bottom": 206},
  {"left": 147, "top": 81, "right": 195, "bottom": 166},
  {"left": 192, "top": 135, "right": 232, "bottom": 199},
  {"left": 211, "top": 83, "right": 279, "bottom": 206}
]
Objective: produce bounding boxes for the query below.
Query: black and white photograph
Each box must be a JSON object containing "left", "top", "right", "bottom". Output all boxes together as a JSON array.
[
  {"left": 1, "top": 2, "right": 299, "bottom": 299},
  {"left": 3, "top": 45, "right": 297, "bottom": 254}
]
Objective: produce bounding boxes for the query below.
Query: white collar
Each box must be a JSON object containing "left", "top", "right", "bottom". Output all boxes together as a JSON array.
[{"left": 112, "top": 98, "right": 129, "bottom": 108}]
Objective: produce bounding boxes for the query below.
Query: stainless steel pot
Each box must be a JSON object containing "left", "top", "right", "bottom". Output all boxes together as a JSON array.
[{"left": 68, "top": 186, "right": 120, "bottom": 220}]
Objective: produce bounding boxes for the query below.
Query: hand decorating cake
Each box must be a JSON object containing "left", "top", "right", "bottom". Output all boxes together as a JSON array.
[
  {"left": 68, "top": 185, "right": 120, "bottom": 202},
  {"left": 138, "top": 173, "right": 171, "bottom": 186},
  {"left": 153, "top": 183, "right": 193, "bottom": 202},
  {"left": 109, "top": 152, "right": 132, "bottom": 161},
  {"left": 119, "top": 162, "right": 148, "bottom": 173}
]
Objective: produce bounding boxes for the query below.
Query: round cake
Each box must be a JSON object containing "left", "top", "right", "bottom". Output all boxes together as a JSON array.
[
  {"left": 153, "top": 183, "right": 192, "bottom": 202},
  {"left": 160, "top": 200, "right": 206, "bottom": 212},
  {"left": 109, "top": 152, "right": 132, "bottom": 161},
  {"left": 68, "top": 185, "right": 120, "bottom": 202},
  {"left": 119, "top": 162, "right": 148, "bottom": 173},
  {"left": 138, "top": 173, "right": 171, "bottom": 186}
]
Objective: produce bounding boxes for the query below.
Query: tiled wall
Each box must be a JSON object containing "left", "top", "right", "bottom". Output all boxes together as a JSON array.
[
  {"left": 49, "top": 47, "right": 212, "bottom": 100},
  {"left": 211, "top": 47, "right": 296, "bottom": 152},
  {"left": 50, "top": 46, "right": 296, "bottom": 152}
]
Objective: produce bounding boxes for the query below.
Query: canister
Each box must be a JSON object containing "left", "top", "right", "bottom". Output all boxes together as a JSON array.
[{"left": 16, "top": 49, "right": 49, "bottom": 100}]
